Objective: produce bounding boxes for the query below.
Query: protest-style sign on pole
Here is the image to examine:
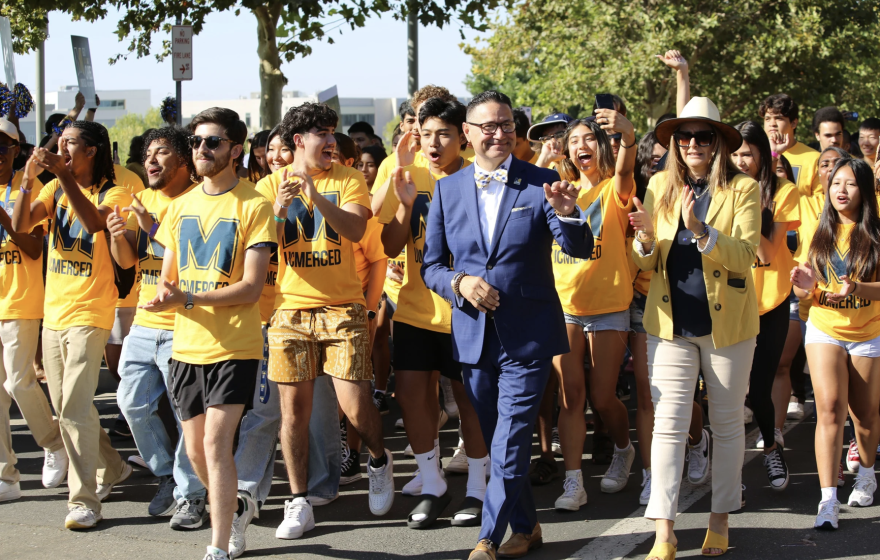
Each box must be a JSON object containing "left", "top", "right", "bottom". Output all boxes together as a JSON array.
[
  {"left": 71, "top": 36, "right": 97, "bottom": 103},
  {"left": 318, "top": 85, "right": 341, "bottom": 116},
  {"left": 0, "top": 17, "right": 15, "bottom": 87}
]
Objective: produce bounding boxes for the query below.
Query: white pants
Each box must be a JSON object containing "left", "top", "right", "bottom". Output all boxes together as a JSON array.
[{"left": 645, "top": 334, "right": 755, "bottom": 520}]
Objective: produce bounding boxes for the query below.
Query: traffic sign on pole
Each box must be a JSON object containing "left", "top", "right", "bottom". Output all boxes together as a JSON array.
[{"left": 172, "top": 25, "right": 193, "bottom": 81}]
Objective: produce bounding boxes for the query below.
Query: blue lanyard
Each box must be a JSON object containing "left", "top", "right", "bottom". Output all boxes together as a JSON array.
[{"left": 0, "top": 171, "right": 14, "bottom": 241}]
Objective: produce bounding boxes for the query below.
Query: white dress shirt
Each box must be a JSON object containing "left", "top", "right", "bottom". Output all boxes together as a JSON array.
[{"left": 473, "top": 155, "right": 585, "bottom": 248}]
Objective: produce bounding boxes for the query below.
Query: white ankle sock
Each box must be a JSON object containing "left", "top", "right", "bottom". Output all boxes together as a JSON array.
[
  {"left": 415, "top": 450, "right": 447, "bottom": 498},
  {"left": 858, "top": 463, "right": 876, "bottom": 478},
  {"left": 821, "top": 487, "right": 837, "bottom": 503},
  {"left": 466, "top": 455, "right": 489, "bottom": 500},
  {"left": 615, "top": 442, "right": 632, "bottom": 453}
]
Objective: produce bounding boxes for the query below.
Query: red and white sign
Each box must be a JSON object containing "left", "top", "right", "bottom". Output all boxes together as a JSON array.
[{"left": 172, "top": 25, "right": 193, "bottom": 81}]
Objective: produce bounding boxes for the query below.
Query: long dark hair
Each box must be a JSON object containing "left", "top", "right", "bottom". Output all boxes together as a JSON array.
[
  {"left": 247, "top": 130, "right": 271, "bottom": 182},
  {"left": 734, "top": 121, "right": 776, "bottom": 211},
  {"left": 69, "top": 121, "right": 115, "bottom": 185},
  {"left": 809, "top": 158, "right": 880, "bottom": 284},
  {"left": 635, "top": 130, "right": 659, "bottom": 201},
  {"left": 559, "top": 118, "right": 615, "bottom": 183}
]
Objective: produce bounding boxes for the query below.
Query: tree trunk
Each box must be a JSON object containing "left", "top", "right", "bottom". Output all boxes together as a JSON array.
[{"left": 253, "top": 4, "right": 286, "bottom": 130}]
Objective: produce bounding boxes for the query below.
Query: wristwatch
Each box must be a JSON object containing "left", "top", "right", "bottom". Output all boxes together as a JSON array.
[
  {"left": 367, "top": 310, "right": 377, "bottom": 320},
  {"left": 184, "top": 292, "right": 194, "bottom": 310}
]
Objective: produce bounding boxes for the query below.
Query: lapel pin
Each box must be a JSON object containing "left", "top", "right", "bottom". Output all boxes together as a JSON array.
[{"left": 514, "top": 178, "right": 522, "bottom": 185}]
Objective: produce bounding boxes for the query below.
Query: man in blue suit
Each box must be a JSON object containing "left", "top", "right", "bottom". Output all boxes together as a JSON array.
[{"left": 421, "top": 91, "right": 593, "bottom": 560}]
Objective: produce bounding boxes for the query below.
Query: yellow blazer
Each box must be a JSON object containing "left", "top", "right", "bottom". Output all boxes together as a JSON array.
[{"left": 632, "top": 171, "right": 761, "bottom": 349}]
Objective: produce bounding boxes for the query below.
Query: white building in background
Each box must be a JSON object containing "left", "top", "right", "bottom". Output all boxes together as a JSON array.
[
  {"left": 182, "top": 91, "right": 408, "bottom": 143},
  {"left": 17, "top": 86, "right": 151, "bottom": 145}
]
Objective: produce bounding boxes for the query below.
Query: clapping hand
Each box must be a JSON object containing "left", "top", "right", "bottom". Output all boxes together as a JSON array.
[
  {"left": 106, "top": 205, "right": 128, "bottom": 239},
  {"left": 395, "top": 130, "right": 419, "bottom": 169},
  {"left": 681, "top": 187, "right": 702, "bottom": 234},
  {"left": 790, "top": 262, "right": 817, "bottom": 291},
  {"left": 123, "top": 193, "right": 155, "bottom": 234},
  {"left": 275, "top": 168, "right": 302, "bottom": 208},
  {"left": 140, "top": 280, "right": 186, "bottom": 312},
  {"left": 392, "top": 167, "right": 417, "bottom": 208},
  {"left": 825, "top": 274, "right": 856, "bottom": 304}
]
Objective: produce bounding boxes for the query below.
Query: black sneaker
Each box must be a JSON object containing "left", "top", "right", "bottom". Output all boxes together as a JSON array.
[
  {"left": 764, "top": 448, "right": 790, "bottom": 491},
  {"left": 340, "top": 447, "right": 362, "bottom": 485},
  {"left": 373, "top": 391, "right": 390, "bottom": 416},
  {"left": 110, "top": 414, "right": 132, "bottom": 438}
]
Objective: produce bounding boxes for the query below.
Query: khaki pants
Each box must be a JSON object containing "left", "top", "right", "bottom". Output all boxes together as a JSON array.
[
  {"left": 645, "top": 334, "right": 755, "bottom": 520},
  {"left": 43, "top": 326, "right": 125, "bottom": 513},
  {"left": 0, "top": 319, "right": 64, "bottom": 484}
]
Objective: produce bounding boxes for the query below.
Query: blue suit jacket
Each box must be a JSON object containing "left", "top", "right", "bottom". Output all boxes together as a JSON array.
[{"left": 420, "top": 157, "right": 594, "bottom": 365}]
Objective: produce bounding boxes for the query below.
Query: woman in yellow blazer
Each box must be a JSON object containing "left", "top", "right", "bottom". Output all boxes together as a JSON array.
[{"left": 629, "top": 98, "right": 761, "bottom": 560}]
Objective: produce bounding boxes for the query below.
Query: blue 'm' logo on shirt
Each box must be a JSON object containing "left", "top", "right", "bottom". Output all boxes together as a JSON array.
[
  {"left": 179, "top": 216, "right": 239, "bottom": 277},
  {"left": 53, "top": 203, "right": 95, "bottom": 258},
  {"left": 283, "top": 192, "right": 340, "bottom": 247}
]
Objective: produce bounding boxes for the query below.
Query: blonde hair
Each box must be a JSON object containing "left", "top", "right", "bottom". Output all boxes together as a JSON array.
[{"left": 654, "top": 123, "right": 740, "bottom": 221}]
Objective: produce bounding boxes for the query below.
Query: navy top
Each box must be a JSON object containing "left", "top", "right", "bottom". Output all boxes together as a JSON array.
[{"left": 667, "top": 178, "right": 712, "bottom": 338}]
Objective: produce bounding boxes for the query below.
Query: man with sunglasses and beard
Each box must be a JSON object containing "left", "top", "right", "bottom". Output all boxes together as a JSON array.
[
  {"left": 105, "top": 126, "right": 209, "bottom": 530},
  {"left": 141, "top": 108, "right": 276, "bottom": 560}
]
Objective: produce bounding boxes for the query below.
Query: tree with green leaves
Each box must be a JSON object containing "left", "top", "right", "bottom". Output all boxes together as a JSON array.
[
  {"left": 5, "top": 1, "right": 508, "bottom": 129},
  {"left": 466, "top": 0, "right": 880, "bottom": 138}
]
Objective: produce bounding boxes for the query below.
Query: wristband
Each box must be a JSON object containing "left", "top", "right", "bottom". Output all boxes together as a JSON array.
[
  {"left": 636, "top": 230, "right": 654, "bottom": 243},
  {"left": 18, "top": 188, "right": 29, "bottom": 195},
  {"left": 555, "top": 208, "right": 579, "bottom": 218},
  {"left": 452, "top": 271, "right": 468, "bottom": 297},
  {"left": 621, "top": 139, "right": 637, "bottom": 149},
  {"left": 273, "top": 215, "right": 286, "bottom": 223},
  {"left": 148, "top": 222, "right": 159, "bottom": 239},
  {"left": 692, "top": 222, "right": 710, "bottom": 241},
  {"left": 771, "top": 151, "right": 781, "bottom": 159}
]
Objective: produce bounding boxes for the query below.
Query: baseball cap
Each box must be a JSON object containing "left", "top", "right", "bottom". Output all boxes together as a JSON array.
[
  {"left": 0, "top": 119, "right": 18, "bottom": 143},
  {"left": 527, "top": 113, "right": 573, "bottom": 142}
]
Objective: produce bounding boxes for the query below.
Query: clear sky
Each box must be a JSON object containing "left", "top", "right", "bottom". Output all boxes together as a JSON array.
[{"left": 12, "top": 7, "right": 487, "bottom": 108}]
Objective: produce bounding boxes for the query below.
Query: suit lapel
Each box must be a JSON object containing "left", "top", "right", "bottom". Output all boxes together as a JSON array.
[
  {"left": 487, "top": 158, "right": 524, "bottom": 260},
  {"left": 705, "top": 188, "right": 728, "bottom": 224},
  {"left": 460, "top": 169, "right": 489, "bottom": 258}
]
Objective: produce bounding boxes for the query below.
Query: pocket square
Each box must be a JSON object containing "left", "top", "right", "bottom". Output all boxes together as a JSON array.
[{"left": 511, "top": 206, "right": 532, "bottom": 212}]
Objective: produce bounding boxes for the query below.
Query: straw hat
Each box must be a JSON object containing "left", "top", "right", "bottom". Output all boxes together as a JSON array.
[{"left": 654, "top": 97, "right": 742, "bottom": 152}]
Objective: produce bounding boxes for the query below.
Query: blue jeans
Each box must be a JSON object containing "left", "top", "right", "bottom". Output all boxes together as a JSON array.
[
  {"left": 235, "top": 326, "right": 341, "bottom": 505},
  {"left": 117, "top": 325, "right": 205, "bottom": 501}
]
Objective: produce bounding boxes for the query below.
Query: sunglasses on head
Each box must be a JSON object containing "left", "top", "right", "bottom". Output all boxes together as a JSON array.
[
  {"left": 673, "top": 130, "right": 716, "bottom": 148},
  {"left": 188, "top": 135, "right": 234, "bottom": 150}
]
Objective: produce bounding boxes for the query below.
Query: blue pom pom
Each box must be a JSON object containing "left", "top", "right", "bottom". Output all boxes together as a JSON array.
[
  {"left": 13, "top": 84, "right": 34, "bottom": 119},
  {"left": 160, "top": 96, "right": 178, "bottom": 123}
]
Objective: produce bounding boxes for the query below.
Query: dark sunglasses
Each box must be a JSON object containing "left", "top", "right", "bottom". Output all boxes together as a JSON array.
[
  {"left": 188, "top": 135, "right": 234, "bottom": 150},
  {"left": 0, "top": 144, "right": 18, "bottom": 155},
  {"left": 673, "top": 130, "right": 716, "bottom": 148}
]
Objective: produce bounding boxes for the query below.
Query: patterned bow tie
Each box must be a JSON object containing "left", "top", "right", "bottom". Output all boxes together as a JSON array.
[{"left": 474, "top": 168, "right": 508, "bottom": 189}]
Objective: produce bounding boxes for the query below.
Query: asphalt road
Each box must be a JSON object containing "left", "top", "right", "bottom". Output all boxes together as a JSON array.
[{"left": 2, "top": 374, "right": 879, "bottom": 560}]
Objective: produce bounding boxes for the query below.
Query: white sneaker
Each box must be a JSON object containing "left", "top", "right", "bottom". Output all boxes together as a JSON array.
[
  {"left": 229, "top": 493, "right": 257, "bottom": 558},
  {"left": 445, "top": 441, "right": 468, "bottom": 474},
  {"left": 687, "top": 429, "right": 710, "bottom": 485},
  {"left": 367, "top": 449, "right": 395, "bottom": 515},
  {"left": 743, "top": 405, "right": 754, "bottom": 424},
  {"left": 555, "top": 472, "right": 587, "bottom": 511},
  {"left": 440, "top": 377, "right": 459, "bottom": 419},
  {"left": 600, "top": 443, "right": 635, "bottom": 493},
  {"left": 755, "top": 428, "right": 784, "bottom": 450},
  {"left": 275, "top": 497, "right": 314, "bottom": 539},
  {"left": 65, "top": 506, "right": 102, "bottom": 529},
  {"left": 204, "top": 548, "right": 230, "bottom": 560},
  {"left": 309, "top": 493, "right": 339, "bottom": 507},
  {"left": 0, "top": 480, "right": 21, "bottom": 502},
  {"left": 786, "top": 398, "right": 805, "bottom": 420},
  {"left": 402, "top": 470, "right": 422, "bottom": 496},
  {"left": 395, "top": 417, "right": 405, "bottom": 429},
  {"left": 848, "top": 472, "right": 877, "bottom": 507},
  {"left": 97, "top": 463, "right": 133, "bottom": 502},
  {"left": 551, "top": 427, "right": 562, "bottom": 456},
  {"left": 639, "top": 469, "right": 652, "bottom": 506},
  {"left": 814, "top": 499, "right": 839, "bottom": 530},
  {"left": 438, "top": 408, "right": 449, "bottom": 431},
  {"left": 404, "top": 443, "right": 414, "bottom": 457},
  {"left": 43, "top": 447, "right": 68, "bottom": 488},
  {"left": 127, "top": 454, "right": 148, "bottom": 469}
]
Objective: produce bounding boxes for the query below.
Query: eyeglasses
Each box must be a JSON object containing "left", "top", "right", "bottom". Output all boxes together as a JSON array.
[
  {"left": 0, "top": 144, "right": 18, "bottom": 155},
  {"left": 538, "top": 131, "right": 565, "bottom": 142},
  {"left": 188, "top": 135, "right": 235, "bottom": 150},
  {"left": 467, "top": 121, "right": 516, "bottom": 135},
  {"left": 673, "top": 130, "right": 716, "bottom": 148}
]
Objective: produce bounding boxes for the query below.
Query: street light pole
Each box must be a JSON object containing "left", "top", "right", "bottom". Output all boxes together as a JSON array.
[
  {"left": 175, "top": 15, "right": 182, "bottom": 125},
  {"left": 35, "top": 22, "right": 46, "bottom": 142},
  {"left": 407, "top": 6, "right": 418, "bottom": 97}
]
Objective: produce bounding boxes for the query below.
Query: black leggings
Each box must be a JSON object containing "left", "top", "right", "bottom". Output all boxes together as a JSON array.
[{"left": 748, "top": 299, "right": 790, "bottom": 447}]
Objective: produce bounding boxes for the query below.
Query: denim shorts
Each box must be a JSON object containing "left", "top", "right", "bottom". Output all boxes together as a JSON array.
[
  {"left": 804, "top": 320, "right": 880, "bottom": 358},
  {"left": 629, "top": 292, "right": 647, "bottom": 334},
  {"left": 788, "top": 290, "right": 800, "bottom": 322},
  {"left": 564, "top": 309, "right": 630, "bottom": 333}
]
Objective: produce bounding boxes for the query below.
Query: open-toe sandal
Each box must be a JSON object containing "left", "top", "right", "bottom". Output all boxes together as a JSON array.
[
  {"left": 701, "top": 529, "right": 728, "bottom": 557},
  {"left": 644, "top": 542, "right": 676, "bottom": 560},
  {"left": 450, "top": 496, "right": 483, "bottom": 527},
  {"left": 406, "top": 492, "right": 451, "bottom": 529}
]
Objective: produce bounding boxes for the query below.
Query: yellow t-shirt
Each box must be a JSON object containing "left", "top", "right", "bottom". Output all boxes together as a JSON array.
[
  {"left": 255, "top": 164, "right": 371, "bottom": 310},
  {"left": 38, "top": 179, "right": 132, "bottom": 331},
  {"left": 259, "top": 248, "right": 279, "bottom": 325},
  {"left": 128, "top": 185, "right": 197, "bottom": 331},
  {"left": 808, "top": 223, "right": 880, "bottom": 342},
  {"left": 113, "top": 164, "right": 146, "bottom": 309},
  {"left": 751, "top": 178, "right": 800, "bottom": 315},
  {"left": 155, "top": 181, "right": 277, "bottom": 363},
  {"left": 783, "top": 142, "right": 821, "bottom": 198},
  {"left": 0, "top": 173, "right": 45, "bottom": 320},
  {"left": 384, "top": 250, "right": 405, "bottom": 305},
  {"left": 553, "top": 177, "right": 633, "bottom": 316},
  {"left": 354, "top": 217, "right": 387, "bottom": 292},
  {"left": 795, "top": 192, "right": 825, "bottom": 321},
  {"left": 378, "top": 165, "right": 458, "bottom": 333}
]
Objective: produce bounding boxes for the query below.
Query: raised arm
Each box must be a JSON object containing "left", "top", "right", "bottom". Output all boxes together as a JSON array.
[
  {"left": 32, "top": 148, "right": 111, "bottom": 234},
  {"left": 656, "top": 50, "right": 690, "bottom": 116},
  {"left": 595, "top": 108, "right": 637, "bottom": 201},
  {"left": 380, "top": 168, "right": 416, "bottom": 257}
]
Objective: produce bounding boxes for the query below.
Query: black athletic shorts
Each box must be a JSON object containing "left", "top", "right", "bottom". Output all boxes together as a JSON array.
[
  {"left": 169, "top": 359, "right": 260, "bottom": 421},
  {"left": 392, "top": 321, "right": 462, "bottom": 382}
]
